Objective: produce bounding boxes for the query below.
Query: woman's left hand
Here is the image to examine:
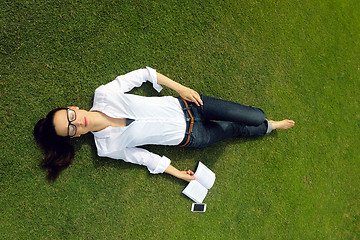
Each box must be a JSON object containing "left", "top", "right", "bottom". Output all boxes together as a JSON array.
[
  {"left": 155, "top": 72, "right": 203, "bottom": 106},
  {"left": 179, "top": 86, "right": 203, "bottom": 106}
]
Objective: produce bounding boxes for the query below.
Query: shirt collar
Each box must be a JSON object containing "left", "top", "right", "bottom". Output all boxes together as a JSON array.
[{"left": 92, "top": 127, "right": 111, "bottom": 139}]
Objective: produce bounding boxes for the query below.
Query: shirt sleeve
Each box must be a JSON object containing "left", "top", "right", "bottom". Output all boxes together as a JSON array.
[
  {"left": 101, "top": 67, "right": 163, "bottom": 93},
  {"left": 108, "top": 147, "right": 171, "bottom": 174}
]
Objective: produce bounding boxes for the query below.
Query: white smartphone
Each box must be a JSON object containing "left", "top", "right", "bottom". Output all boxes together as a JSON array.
[{"left": 191, "top": 203, "right": 206, "bottom": 212}]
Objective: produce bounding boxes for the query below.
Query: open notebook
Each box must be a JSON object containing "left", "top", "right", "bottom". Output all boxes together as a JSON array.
[{"left": 182, "top": 162, "right": 216, "bottom": 203}]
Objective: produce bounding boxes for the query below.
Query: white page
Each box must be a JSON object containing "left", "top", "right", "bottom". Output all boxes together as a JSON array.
[
  {"left": 194, "top": 162, "right": 216, "bottom": 189},
  {"left": 182, "top": 180, "right": 208, "bottom": 203}
]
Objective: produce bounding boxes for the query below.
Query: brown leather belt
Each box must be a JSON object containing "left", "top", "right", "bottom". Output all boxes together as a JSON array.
[{"left": 177, "top": 97, "right": 194, "bottom": 147}]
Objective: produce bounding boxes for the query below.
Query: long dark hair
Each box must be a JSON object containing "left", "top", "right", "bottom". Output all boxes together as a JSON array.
[{"left": 34, "top": 108, "right": 75, "bottom": 182}]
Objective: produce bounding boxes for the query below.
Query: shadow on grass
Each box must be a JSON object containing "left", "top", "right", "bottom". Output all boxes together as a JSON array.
[{"left": 71, "top": 129, "right": 278, "bottom": 187}]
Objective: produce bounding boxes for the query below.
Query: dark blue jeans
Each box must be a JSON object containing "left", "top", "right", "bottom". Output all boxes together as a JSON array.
[{"left": 178, "top": 95, "right": 269, "bottom": 148}]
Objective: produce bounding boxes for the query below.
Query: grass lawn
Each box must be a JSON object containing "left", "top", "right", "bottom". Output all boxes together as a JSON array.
[{"left": 1, "top": 0, "right": 360, "bottom": 239}]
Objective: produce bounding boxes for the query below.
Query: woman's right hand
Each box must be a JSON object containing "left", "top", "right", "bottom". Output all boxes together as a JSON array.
[
  {"left": 164, "top": 165, "right": 196, "bottom": 182},
  {"left": 179, "top": 169, "right": 196, "bottom": 182}
]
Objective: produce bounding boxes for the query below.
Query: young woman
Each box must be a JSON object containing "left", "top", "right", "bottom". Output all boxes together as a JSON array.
[{"left": 34, "top": 67, "right": 295, "bottom": 182}]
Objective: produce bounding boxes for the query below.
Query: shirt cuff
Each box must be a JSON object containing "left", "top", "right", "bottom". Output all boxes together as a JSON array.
[
  {"left": 148, "top": 156, "right": 171, "bottom": 174},
  {"left": 146, "top": 66, "right": 163, "bottom": 92},
  {"left": 266, "top": 119, "right": 273, "bottom": 134}
]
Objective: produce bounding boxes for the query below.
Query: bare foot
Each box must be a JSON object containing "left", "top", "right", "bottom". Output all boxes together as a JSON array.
[{"left": 269, "top": 119, "right": 295, "bottom": 130}]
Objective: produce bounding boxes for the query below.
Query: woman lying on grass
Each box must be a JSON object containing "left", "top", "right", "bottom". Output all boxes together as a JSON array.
[{"left": 34, "top": 67, "right": 295, "bottom": 182}]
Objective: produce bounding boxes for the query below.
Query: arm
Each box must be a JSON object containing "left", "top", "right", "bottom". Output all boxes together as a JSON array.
[
  {"left": 101, "top": 67, "right": 162, "bottom": 93},
  {"left": 164, "top": 164, "right": 196, "bottom": 182},
  {"left": 156, "top": 72, "right": 203, "bottom": 106},
  {"left": 113, "top": 148, "right": 195, "bottom": 182}
]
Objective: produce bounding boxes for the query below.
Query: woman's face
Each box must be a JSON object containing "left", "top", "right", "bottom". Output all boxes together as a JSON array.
[{"left": 53, "top": 107, "right": 91, "bottom": 137}]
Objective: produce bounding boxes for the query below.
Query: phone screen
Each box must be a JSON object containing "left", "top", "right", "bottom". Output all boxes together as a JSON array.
[{"left": 193, "top": 204, "right": 205, "bottom": 212}]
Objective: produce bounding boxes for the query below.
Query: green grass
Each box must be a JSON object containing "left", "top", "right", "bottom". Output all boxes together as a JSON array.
[{"left": 1, "top": 0, "right": 360, "bottom": 239}]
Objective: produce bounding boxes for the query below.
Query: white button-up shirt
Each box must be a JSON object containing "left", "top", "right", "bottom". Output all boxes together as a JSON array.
[{"left": 90, "top": 67, "right": 186, "bottom": 174}]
